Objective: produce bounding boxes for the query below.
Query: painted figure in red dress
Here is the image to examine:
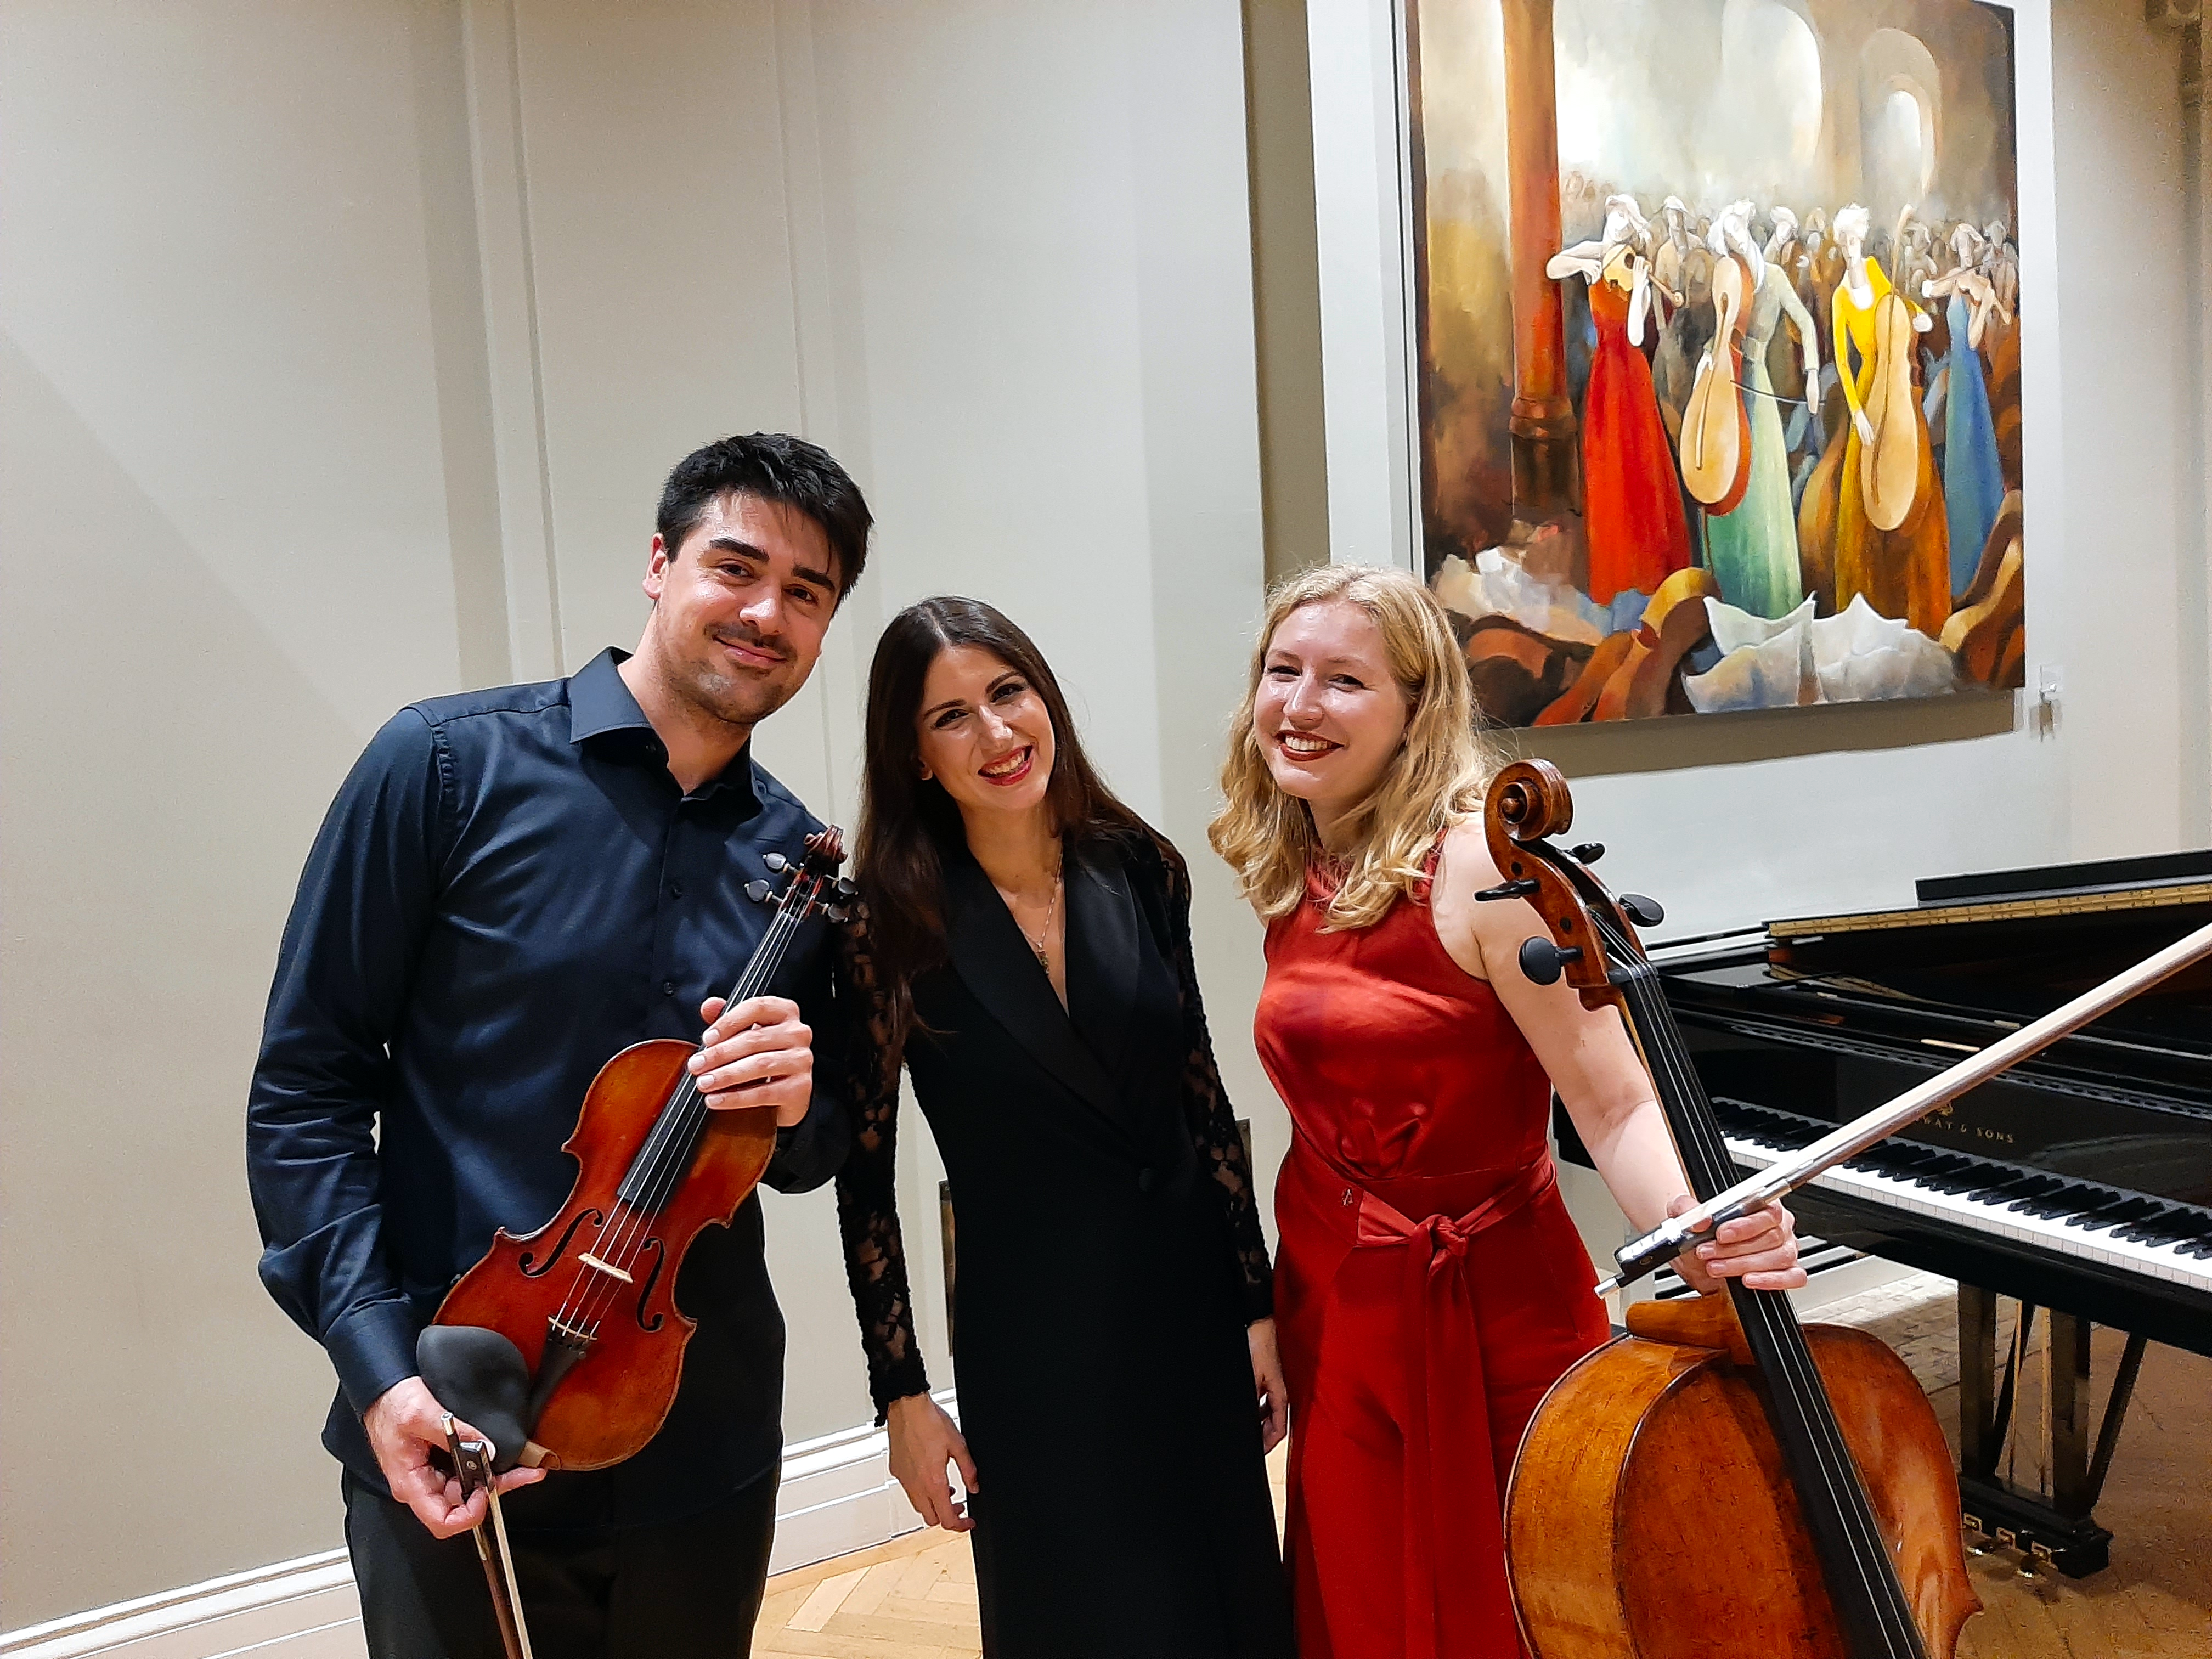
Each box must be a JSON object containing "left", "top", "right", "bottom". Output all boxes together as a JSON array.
[
  {"left": 1209, "top": 565, "right": 1804, "bottom": 1659},
  {"left": 1547, "top": 195, "right": 1694, "bottom": 607}
]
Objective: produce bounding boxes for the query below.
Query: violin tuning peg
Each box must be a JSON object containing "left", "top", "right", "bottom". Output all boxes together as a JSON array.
[
  {"left": 744, "top": 880, "right": 771, "bottom": 903},
  {"left": 1568, "top": 842, "right": 1606, "bottom": 864},
  {"left": 1475, "top": 878, "right": 1541, "bottom": 903},
  {"left": 1620, "top": 893, "right": 1665, "bottom": 928},
  {"left": 836, "top": 878, "right": 858, "bottom": 899},
  {"left": 763, "top": 853, "right": 788, "bottom": 873},
  {"left": 826, "top": 905, "right": 851, "bottom": 924},
  {"left": 1517, "top": 938, "right": 1582, "bottom": 986}
]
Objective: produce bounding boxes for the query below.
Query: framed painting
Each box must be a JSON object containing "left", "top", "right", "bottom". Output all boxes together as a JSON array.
[{"left": 1408, "top": 0, "right": 2025, "bottom": 725}]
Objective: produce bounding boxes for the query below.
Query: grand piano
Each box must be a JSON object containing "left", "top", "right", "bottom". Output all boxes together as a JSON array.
[{"left": 1611, "top": 850, "right": 2212, "bottom": 1577}]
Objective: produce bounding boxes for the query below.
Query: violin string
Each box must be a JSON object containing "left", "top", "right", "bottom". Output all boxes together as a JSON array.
[
  {"left": 562, "top": 887, "right": 817, "bottom": 1340},
  {"left": 541, "top": 892, "right": 809, "bottom": 1340},
  {"left": 1597, "top": 905, "right": 1920, "bottom": 1650},
  {"left": 564, "top": 898, "right": 807, "bottom": 1337},
  {"left": 557, "top": 896, "right": 809, "bottom": 1343}
]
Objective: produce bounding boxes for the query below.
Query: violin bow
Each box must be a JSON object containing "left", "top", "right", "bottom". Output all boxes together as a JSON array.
[
  {"left": 1598, "top": 916, "right": 2212, "bottom": 1293},
  {"left": 443, "top": 1415, "right": 535, "bottom": 1659}
]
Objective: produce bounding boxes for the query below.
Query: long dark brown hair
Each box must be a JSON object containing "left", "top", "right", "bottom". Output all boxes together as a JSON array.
[{"left": 856, "top": 596, "right": 1165, "bottom": 1048}]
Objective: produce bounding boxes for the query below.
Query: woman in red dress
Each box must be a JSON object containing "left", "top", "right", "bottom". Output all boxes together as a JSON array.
[{"left": 1209, "top": 565, "right": 1804, "bottom": 1659}]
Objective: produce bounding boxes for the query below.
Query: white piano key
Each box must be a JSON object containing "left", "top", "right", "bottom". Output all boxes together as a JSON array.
[{"left": 1720, "top": 1134, "right": 2212, "bottom": 1298}]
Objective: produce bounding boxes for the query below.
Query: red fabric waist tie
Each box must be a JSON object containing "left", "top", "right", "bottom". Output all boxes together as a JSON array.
[{"left": 1289, "top": 1135, "right": 1559, "bottom": 1659}]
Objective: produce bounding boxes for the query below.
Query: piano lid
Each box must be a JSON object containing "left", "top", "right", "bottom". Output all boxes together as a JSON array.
[
  {"left": 1661, "top": 849, "right": 2212, "bottom": 1068},
  {"left": 1770, "top": 849, "right": 2212, "bottom": 941}
]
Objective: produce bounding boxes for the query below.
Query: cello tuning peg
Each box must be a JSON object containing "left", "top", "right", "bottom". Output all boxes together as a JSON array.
[
  {"left": 763, "top": 853, "right": 788, "bottom": 873},
  {"left": 1620, "top": 893, "right": 1665, "bottom": 928},
  {"left": 1517, "top": 938, "right": 1583, "bottom": 986},
  {"left": 826, "top": 904, "right": 851, "bottom": 924},
  {"left": 1475, "top": 878, "right": 1541, "bottom": 902},
  {"left": 1568, "top": 842, "right": 1606, "bottom": 864},
  {"left": 835, "top": 878, "right": 858, "bottom": 898},
  {"left": 743, "top": 880, "right": 772, "bottom": 903}
]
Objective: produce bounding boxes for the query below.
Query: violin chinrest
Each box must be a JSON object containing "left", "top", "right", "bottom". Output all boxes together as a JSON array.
[{"left": 420, "top": 1324, "right": 534, "bottom": 1475}]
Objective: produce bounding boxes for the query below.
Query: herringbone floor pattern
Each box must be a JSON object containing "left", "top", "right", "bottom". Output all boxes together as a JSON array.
[{"left": 754, "top": 1277, "right": 2210, "bottom": 1656}]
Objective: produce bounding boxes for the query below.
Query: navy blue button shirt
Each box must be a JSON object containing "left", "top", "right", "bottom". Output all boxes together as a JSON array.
[{"left": 247, "top": 647, "right": 853, "bottom": 1529}]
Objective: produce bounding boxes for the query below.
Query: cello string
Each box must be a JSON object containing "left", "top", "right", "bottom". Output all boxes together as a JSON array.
[
  {"left": 1610, "top": 934, "right": 1901, "bottom": 1615},
  {"left": 1597, "top": 906, "right": 1919, "bottom": 1646},
  {"left": 567, "top": 889, "right": 817, "bottom": 1338},
  {"left": 1618, "top": 953, "right": 1908, "bottom": 1643}
]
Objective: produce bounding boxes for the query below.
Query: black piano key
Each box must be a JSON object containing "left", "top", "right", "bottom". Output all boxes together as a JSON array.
[
  {"left": 2112, "top": 1208, "right": 2182, "bottom": 1244},
  {"left": 2075, "top": 1204, "right": 2149, "bottom": 1237},
  {"left": 2002, "top": 1177, "right": 2068, "bottom": 1211}
]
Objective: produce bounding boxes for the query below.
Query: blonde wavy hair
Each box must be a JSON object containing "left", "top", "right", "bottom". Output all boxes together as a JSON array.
[{"left": 1209, "top": 564, "right": 1505, "bottom": 929}]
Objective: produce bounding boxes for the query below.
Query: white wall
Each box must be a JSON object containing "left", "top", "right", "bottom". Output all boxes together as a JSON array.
[{"left": 0, "top": 0, "right": 1269, "bottom": 1628}]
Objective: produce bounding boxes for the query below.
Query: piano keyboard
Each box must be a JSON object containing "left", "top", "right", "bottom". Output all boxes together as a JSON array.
[{"left": 1713, "top": 1098, "right": 2212, "bottom": 1295}]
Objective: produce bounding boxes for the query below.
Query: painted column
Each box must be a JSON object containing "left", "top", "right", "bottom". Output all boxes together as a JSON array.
[{"left": 1500, "top": 0, "right": 1576, "bottom": 520}]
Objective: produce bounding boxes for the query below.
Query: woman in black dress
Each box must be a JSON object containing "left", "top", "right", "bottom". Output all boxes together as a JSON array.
[{"left": 833, "top": 597, "right": 1294, "bottom": 1658}]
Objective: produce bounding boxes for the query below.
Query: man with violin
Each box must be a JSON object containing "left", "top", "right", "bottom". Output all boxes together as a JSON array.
[{"left": 247, "top": 433, "right": 873, "bottom": 1658}]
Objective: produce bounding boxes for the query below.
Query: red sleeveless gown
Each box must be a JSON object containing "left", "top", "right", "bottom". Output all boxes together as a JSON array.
[{"left": 1256, "top": 854, "right": 1611, "bottom": 1659}]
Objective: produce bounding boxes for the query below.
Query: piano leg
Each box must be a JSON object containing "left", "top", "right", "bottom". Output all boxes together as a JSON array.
[
  {"left": 1956, "top": 1284, "right": 2001, "bottom": 1484},
  {"left": 1955, "top": 1289, "right": 2135, "bottom": 1579}
]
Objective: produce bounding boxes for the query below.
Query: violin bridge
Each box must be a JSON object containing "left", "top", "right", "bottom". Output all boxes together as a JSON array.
[{"left": 576, "top": 1252, "right": 634, "bottom": 1284}]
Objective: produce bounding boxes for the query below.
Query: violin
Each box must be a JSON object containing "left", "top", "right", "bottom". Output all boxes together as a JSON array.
[
  {"left": 1480, "top": 762, "right": 1977, "bottom": 1659},
  {"left": 1680, "top": 250, "right": 1754, "bottom": 515},
  {"left": 427, "top": 827, "right": 855, "bottom": 1472}
]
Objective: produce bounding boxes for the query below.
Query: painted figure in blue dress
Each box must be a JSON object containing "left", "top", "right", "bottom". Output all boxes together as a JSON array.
[{"left": 1701, "top": 201, "right": 1819, "bottom": 619}]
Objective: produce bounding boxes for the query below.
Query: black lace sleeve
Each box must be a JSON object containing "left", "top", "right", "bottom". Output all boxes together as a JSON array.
[
  {"left": 831, "top": 901, "right": 932, "bottom": 1418},
  {"left": 1158, "top": 845, "right": 1275, "bottom": 1324}
]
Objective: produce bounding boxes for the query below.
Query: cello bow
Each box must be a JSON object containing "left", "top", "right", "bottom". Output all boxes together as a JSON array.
[{"left": 1599, "top": 922, "right": 2212, "bottom": 1291}]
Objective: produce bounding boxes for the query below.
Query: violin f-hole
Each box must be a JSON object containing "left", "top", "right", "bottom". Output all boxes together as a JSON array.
[
  {"left": 632, "top": 1235, "right": 667, "bottom": 1331},
  {"left": 518, "top": 1208, "right": 604, "bottom": 1278}
]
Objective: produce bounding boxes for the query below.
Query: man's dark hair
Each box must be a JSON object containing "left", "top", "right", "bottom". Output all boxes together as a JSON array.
[{"left": 656, "top": 433, "right": 873, "bottom": 599}]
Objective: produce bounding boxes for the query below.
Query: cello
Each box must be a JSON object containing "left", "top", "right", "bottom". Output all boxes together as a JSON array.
[
  {"left": 425, "top": 826, "right": 855, "bottom": 1472},
  {"left": 1680, "top": 250, "right": 1755, "bottom": 516},
  {"left": 1481, "top": 762, "right": 1978, "bottom": 1658}
]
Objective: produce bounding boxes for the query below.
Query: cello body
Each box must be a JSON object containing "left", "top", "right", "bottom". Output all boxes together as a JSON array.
[
  {"left": 1508, "top": 1296, "right": 1978, "bottom": 1658},
  {"left": 1861, "top": 290, "right": 1923, "bottom": 533},
  {"left": 1680, "top": 252, "right": 1754, "bottom": 515}
]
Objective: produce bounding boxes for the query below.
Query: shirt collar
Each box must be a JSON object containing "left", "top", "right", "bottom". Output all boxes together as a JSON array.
[{"left": 568, "top": 647, "right": 760, "bottom": 808}]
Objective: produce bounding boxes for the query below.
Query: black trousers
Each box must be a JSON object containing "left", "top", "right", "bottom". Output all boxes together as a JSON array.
[{"left": 342, "top": 1471, "right": 778, "bottom": 1659}]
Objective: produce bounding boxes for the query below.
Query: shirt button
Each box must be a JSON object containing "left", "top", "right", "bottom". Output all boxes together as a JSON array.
[
  {"left": 1137, "top": 1167, "right": 1156, "bottom": 1196},
  {"left": 661, "top": 980, "right": 676, "bottom": 997},
  {"left": 669, "top": 882, "right": 686, "bottom": 899}
]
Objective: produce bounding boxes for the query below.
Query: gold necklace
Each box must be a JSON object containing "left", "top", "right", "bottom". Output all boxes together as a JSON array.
[
  {"left": 997, "top": 865, "right": 1063, "bottom": 969},
  {"left": 1019, "top": 873, "right": 1062, "bottom": 969}
]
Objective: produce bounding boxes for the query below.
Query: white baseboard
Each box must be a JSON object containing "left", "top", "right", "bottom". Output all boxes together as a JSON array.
[{"left": 1, "top": 1393, "right": 952, "bottom": 1659}]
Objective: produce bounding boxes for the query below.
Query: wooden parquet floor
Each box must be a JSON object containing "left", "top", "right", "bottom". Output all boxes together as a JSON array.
[{"left": 755, "top": 1276, "right": 2210, "bottom": 1657}]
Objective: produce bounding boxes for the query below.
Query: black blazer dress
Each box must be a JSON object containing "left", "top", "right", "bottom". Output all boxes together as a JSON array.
[{"left": 834, "top": 831, "right": 1294, "bottom": 1659}]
